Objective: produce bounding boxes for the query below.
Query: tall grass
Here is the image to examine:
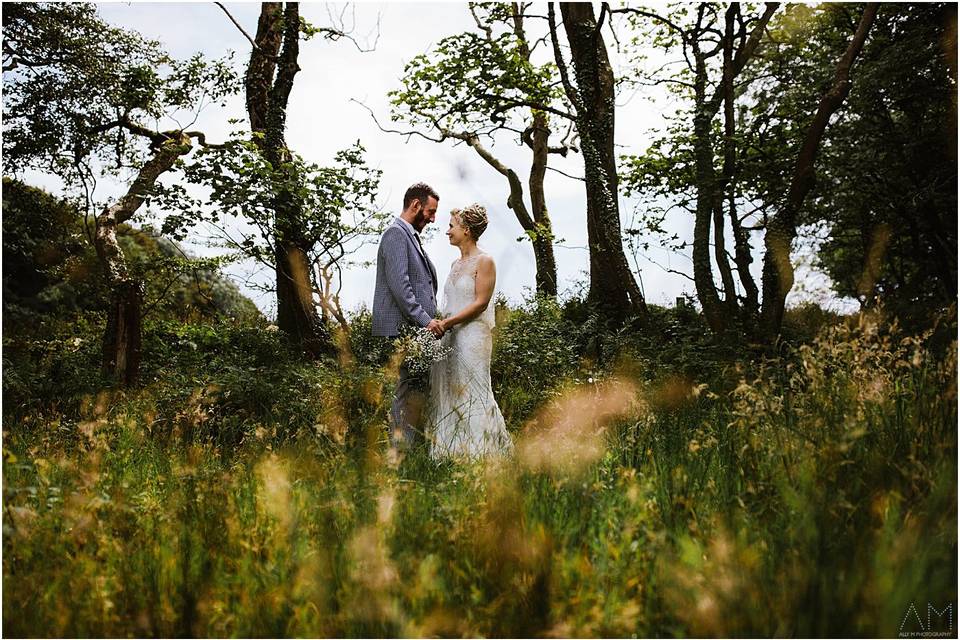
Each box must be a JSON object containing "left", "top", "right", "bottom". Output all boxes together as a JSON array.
[{"left": 3, "top": 306, "right": 956, "bottom": 637}]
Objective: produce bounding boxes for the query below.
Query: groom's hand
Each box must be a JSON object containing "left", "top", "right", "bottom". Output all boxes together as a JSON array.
[{"left": 427, "top": 319, "right": 445, "bottom": 338}]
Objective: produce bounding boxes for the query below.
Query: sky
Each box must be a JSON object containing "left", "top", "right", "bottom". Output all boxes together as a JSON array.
[{"left": 15, "top": 2, "right": 857, "bottom": 319}]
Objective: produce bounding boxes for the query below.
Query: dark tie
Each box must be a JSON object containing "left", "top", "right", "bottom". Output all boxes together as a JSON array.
[{"left": 414, "top": 232, "right": 426, "bottom": 257}]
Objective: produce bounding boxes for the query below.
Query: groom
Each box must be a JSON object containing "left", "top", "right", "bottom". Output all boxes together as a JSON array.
[{"left": 372, "top": 182, "right": 444, "bottom": 450}]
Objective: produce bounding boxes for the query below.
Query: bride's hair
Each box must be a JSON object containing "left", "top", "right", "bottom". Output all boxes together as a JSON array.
[{"left": 452, "top": 203, "right": 488, "bottom": 240}]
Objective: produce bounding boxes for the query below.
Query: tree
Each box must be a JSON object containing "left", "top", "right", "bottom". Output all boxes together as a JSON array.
[
  {"left": 214, "top": 2, "right": 382, "bottom": 355},
  {"left": 621, "top": 2, "right": 884, "bottom": 340},
  {"left": 618, "top": 2, "right": 777, "bottom": 336},
  {"left": 171, "top": 132, "right": 385, "bottom": 334},
  {"left": 744, "top": 3, "right": 954, "bottom": 326},
  {"left": 3, "top": 3, "right": 237, "bottom": 385},
  {"left": 549, "top": 2, "right": 648, "bottom": 322},
  {"left": 758, "top": 3, "right": 878, "bottom": 337},
  {"left": 2, "top": 177, "right": 262, "bottom": 333},
  {"left": 381, "top": 2, "right": 574, "bottom": 297},
  {"left": 166, "top": 2, "right": 384, "bottom": 344},
  {"left": 244, "top": 2, "right": 333, "bottom": 356}
]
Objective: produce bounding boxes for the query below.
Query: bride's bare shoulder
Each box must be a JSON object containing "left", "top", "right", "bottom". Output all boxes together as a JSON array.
[{"left": 477, "top": 253, "right": 496, "bottom": 273}]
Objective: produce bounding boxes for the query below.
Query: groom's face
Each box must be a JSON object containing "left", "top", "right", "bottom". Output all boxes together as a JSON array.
[{"left": 412, "top": 196, "right": 439, "bottom": 232}]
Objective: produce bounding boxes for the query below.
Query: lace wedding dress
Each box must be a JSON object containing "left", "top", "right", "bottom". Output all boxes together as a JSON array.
[{"left": 428, "top": 253, "right": 512, "bottom": 459}]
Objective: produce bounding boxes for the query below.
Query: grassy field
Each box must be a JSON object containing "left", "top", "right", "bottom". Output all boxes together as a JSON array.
[{"left": 3, "top": 306, "right": 956, "bottom": 637}]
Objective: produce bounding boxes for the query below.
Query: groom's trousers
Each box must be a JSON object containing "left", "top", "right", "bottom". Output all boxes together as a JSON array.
[{"left": 390, "top": 361, "right": 427, "bottom": 451}]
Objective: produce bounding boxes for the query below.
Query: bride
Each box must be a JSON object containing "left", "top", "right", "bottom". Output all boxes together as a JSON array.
[{"left": 428, "top": 204, "right": 512, "bottom": 459}]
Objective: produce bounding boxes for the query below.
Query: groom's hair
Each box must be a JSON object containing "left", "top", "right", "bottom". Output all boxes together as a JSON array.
[{"left": 403, "top": 182, "right": 439, "bottom": 210}]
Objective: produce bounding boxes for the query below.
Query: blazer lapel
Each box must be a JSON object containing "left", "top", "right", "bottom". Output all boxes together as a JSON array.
[
  {"left": 425, "top": 251, "right": 438, "bottom": 293},
  {"left": 394, "top": 219, "right": 437, "bottom": 290}
]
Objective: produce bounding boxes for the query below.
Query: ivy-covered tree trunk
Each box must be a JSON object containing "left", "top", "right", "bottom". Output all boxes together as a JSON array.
[
  {"left": 559, "top": 3, "right": 647, "bottom": 322},
  {"left": 760, "top": 3, "right": 878, "bottom": 339},
  {"left": 248, "top": 2, "right": 333, "bottom": 357},
  {"left": 95, "top": 135, "right": 192, "bottom": 385},
  {"left": 527, "top": 110, "right": 559, "bottom": 297}
]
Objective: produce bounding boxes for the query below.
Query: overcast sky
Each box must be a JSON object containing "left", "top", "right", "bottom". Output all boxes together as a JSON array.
[{"left": 18, "top": 2, "right": 856, "bottom": 318}]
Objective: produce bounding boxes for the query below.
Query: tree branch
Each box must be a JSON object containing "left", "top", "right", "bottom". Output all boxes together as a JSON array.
[
  {"left": 707, "top": 2, "right": 779, "bottom": 110},
  {"left": 546, "top": 165, "right": 584, "bottom": 181},
  {"left": 548, "top": 3, "right": 583, "bottom": 116},
  {"left": 185, "top": 130, "right": 226, "bottom": 149},
  {"left": 482, "top": 92, "right": 576, "bottom": 121},
  {"left": 352, "top": 98, "right": 447, "bottom": 143},
  {"left": 215, "top": 2, "right": 266, "bottom": 54},
  {"left": 610, "top": 7, "right": 687, "bottom": 42},
  {"left": 472, "top": 3, "right": 495, "bottom": 41}
]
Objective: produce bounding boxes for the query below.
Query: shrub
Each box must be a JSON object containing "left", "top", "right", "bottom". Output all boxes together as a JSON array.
[{"left": 491, "top": 295, "right": 582, "bottom": 424}]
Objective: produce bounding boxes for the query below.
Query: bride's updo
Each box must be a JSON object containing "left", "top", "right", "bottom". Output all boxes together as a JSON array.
[{"left": 452, "top": 203, "right": 488, "bottom": 240}]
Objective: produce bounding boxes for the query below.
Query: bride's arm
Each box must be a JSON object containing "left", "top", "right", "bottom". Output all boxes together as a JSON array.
[{"left": 439, "top": 256, "right": 496, "bottom": 331}]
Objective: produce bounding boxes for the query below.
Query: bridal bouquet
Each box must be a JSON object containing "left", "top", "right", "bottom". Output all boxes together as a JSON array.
[{"left": 395, "top": 323, "right": 452, "bottom": 381}]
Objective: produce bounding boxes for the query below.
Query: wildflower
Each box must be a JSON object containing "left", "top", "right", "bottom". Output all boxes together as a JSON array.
[{"left": 394, "top": 324, "right": 452, "bottom": 383}]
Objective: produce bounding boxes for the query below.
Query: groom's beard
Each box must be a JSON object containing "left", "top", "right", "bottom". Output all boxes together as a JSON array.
[{"left": 413, "top": 210, "right": 429, "bottom": 232}]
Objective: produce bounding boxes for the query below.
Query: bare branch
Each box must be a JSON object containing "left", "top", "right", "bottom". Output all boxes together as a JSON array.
[
  {"left": 352, "top": 98, "right": 447, "bottom": 143},
  {"left": 184, "top": 130, "right": 226, "bottom": 149},
  {"left": 707, "top": 2, "right": 779, "bottom": 110},
  {"left": 215, "top": 2, "right": 262, "bottom": 52},
  {"left": 548, "top": 3, "right": 583, "bottom": 115},
  {"left": 594, "top": 2, "right": 609, "bottom": 41},
  {"left": 472, "top": 3, "right": 495, "bottom": 41},
  {"left": 314, "top": 3, "right": 380, "bottom": 52},
  {"left": 546, "top": 165, "right": 584, "bottom": 181},
  {"left": 610, "top": 7, "right": 687, "bottom": 42},
  {"left": 639, "top": 252, "right": 696, "bottom": 283}
]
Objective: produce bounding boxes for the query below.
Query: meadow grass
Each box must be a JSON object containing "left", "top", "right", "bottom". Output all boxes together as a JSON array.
[{"left": 3, "top": 308, "right": 956, "bottom": 637}]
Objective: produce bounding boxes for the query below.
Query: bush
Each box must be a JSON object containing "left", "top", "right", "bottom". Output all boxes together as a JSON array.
[{"left": 491, "top": 295, "right": 582, "bottom": 424}]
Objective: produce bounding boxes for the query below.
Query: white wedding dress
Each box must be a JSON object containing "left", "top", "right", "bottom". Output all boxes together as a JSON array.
[{"left": 428, "top": 253, "right": 512, "bottom": 459}]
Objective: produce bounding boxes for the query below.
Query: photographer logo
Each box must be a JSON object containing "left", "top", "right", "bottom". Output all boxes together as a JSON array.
[{"left": 899, "top": 601, "right": 953, "bottom": 638}]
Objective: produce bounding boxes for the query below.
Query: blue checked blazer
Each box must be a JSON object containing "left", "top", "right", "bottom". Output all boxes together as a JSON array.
[{"left": 372, "top": 218, "right": 439, "bottom": 337}]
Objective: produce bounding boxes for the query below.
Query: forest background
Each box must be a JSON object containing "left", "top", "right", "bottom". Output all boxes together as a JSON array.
[{"left": 2, "top": 2, "right": 957, "bottom": 638}]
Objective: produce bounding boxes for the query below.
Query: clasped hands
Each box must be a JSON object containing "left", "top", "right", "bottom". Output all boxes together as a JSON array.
[{"left": 426, "top": 318, "right": 448, "bottom": 338}]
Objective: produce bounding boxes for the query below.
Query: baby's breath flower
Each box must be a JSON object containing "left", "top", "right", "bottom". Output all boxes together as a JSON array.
[{"left": 395, "top": 324, "right": 452, "bottom": 379}]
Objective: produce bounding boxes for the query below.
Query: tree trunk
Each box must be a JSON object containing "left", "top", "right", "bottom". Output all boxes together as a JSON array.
[
  {"left": 559, "top": 3, "right": 646, "bottom": 322},
  {"left": 249, "top": 2, "right": 333, "bottom": 357},
  {"left": 722, "top": 4, "right": 759, "bottom": 327},
  {"left": 460, "top": 128, "right": 560, "bottom": 299},
  {"left": 102, "top": 281, "right": 142, "bottom": 386},
  {"left": 245, "top": 2, "right": 282, "bottom": 142},
  {"left": 760, "top": 3, "right": 878, "bottom": 338},
  {"left": 510, "top": 5, "right": 558, "bottom": 297},
  {"left": 527, "top": 111, "right": 559, "bottom": 297},
  {"left": 95, "top": 134, "right": 192, "bottom": 385},
  {"left": 691, "top": 47, "right": 727, "bottom": 334}
]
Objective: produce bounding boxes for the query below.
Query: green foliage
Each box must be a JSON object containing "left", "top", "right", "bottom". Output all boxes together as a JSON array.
[
  {"left": 344, "top": 307, "right": 393, "bottom": 367},
  {"left": 491, "top": 295, "right": 582, "bottom": 424},
  {"left": 2, "top": 177, "right": 94, "bottom": 323},
  {"left": 740, "top": 3, "right": 957, "bottom": 318},
  {"left": 2, "top": 2, "right": 238, "bottom": 180},
  {"left": 621, "top": 3, "right": 957, "bottom": 325},
  {"left": 166, "top": 131, "right": 385, "bottom": 299},
  {"left": 2, "top": 179, "right": 261, "bottom": 330},
  {"left": 2, "top": 179, "right": 266, "bottom": 416},
  {"left": 388, "top": 7, "right": 562, "bottom": 136},
  {"left": 805, "top": 5, "right": 956, "bottom": 317},
  {"left": 137, "top": 320, "right": 358, "bottom": 447},
  {"left": 3, "top": 307, "right": 955, "bottom": 637}
]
